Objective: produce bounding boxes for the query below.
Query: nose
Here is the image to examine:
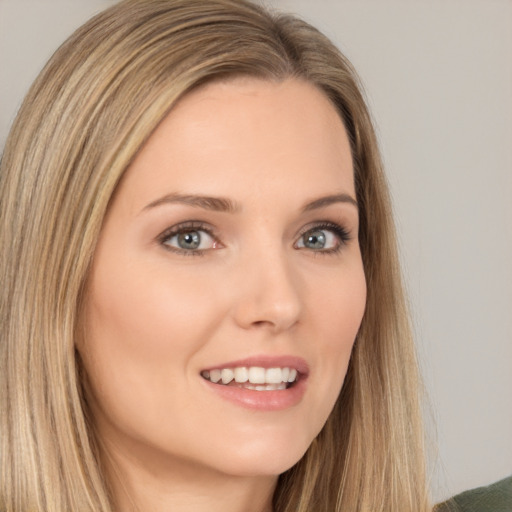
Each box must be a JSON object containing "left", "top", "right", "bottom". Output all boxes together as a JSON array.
[{"left": 231, "top": 250, "right": 302, "bottom": 334}]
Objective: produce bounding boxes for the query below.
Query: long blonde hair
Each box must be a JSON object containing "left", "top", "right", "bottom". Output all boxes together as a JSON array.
[{"left": 0, "top": 0, "right": 431, "bottom": 510}]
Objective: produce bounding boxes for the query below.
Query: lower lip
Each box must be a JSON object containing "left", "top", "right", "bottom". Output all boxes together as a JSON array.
[{"left": 202, "top": 377, "right": 307, "bottom": 411}]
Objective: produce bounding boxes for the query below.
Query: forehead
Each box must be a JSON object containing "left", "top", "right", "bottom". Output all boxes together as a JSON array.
[{"left": 116, "top": 77, "right": 354, "bottom": 213}]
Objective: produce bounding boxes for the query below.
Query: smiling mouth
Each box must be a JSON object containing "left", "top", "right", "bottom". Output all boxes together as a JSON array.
[{"left": 200, "top": 366, "right": 299, "bottom": 391}]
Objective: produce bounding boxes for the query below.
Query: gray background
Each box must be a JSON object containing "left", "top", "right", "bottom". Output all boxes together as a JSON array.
[{"left": 1, "top": 0, "right": 510, "bottom": 503}]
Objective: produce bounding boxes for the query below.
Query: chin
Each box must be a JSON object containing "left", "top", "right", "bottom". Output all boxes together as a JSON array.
[{"left": 202, "top": 430, "right": 314, "bottom": 478}]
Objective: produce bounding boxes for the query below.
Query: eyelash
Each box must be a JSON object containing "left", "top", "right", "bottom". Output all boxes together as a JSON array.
[
  {"left": 157, "top": 220, "right": 352, "bottom": 256},
  {"left": 158, "top": 221, "right": 217, "bottom": 257},
  {"left": 296, "top": 221, "right": 352, "bottom": 255}
]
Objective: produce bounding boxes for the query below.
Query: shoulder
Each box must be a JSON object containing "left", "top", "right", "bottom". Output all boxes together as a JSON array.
[{"left": 436, "top": 475, "right": 512, "bottom": 512}]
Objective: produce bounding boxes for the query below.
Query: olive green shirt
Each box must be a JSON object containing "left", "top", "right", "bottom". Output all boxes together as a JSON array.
[{"left": 436, "top": 475, "right": 512, "bottom": 512}]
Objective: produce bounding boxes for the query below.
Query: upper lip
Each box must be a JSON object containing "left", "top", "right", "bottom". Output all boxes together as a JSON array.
[{"left": 201, "top": 355, "right": 309, "bottom": 375}]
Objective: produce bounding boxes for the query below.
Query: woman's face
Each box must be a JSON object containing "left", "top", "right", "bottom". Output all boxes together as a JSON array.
[{"left": 80, "top": 78, "right": 366, "bottom": 479}]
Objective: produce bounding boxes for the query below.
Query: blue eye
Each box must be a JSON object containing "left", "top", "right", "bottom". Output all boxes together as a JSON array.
[
  {"left": 302, "top": 230, "right": 328, "bottom": 249},
  {"left": 295, "top": 224, "right": 350, "bottom": 252},
  {"left": 160, "top": 225, "right": 218, "bottom": 253}
]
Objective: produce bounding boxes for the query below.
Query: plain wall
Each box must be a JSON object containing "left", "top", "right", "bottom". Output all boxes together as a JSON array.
[{"left": 1, "top": 0, "right": 511, "bottom": 503}]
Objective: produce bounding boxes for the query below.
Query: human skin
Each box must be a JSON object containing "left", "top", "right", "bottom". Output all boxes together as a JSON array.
[{"left": 78, "top": 77, "right": 367, "bottom": 512}]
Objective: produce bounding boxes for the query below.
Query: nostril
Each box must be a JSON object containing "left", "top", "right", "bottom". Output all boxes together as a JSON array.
[
  {"left": 252, "top": 320, "right": 271, "bottom": 327},
  {"left": 249, "top": 317, "right": 299, "bottom": 332}
]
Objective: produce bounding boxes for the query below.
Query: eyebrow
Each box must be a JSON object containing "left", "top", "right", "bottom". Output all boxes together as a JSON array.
[
  {"left": 302, "top": 193, "right": 358, "bottom": 212},
  {"left": 142, "top": 193, "right": 240, "bottom": 213},
  {"left": 142, "top": 191, "right": 358, "bottom": 214}
]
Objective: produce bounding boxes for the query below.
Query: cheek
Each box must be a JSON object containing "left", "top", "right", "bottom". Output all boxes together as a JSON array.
[
  {"left": 79, "top": 258, "right": 201, "bottom": 419},
  {"left": 312, "top": 259, "right": 366, "bottom": 349},
  {"left": 305, "top": 262, "right": 366, "bottom": 425},
  {"left": 85, "top": 275, "right": 175, "bottom": 369},
  {"left": 84, "top": 256, "right": 215, "bottom": 360},
  {"left": 79, "top": 250, "right": 234, "bottom": 410}
]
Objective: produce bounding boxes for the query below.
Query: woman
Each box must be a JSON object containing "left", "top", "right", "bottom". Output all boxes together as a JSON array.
[{"left": 0, "top": 0, "right": 430, "bottom": 510}]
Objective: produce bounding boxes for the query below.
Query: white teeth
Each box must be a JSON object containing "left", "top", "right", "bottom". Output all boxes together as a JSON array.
[
  {"left": 221, "top": 368, "right": 234, "bottom": 384},
  {"left": 234, "top": 367, "right": 249, "bottom": 383},
  {"left": 202, "top": 366, "right": 299, "bottom": 388},
  {"left": 209, "top": 369, "right": 221, "bottom": 383},
  {"left": 266, "top": 383, "right": 286, "bottom": 391},
  {"left": 244, "top": 383, "right": 287, "bottom": 391},
  {"left": 265, "top": 367, "right": 283, "bottom": 384},
  {"left": 248, "top": 367, "right": 266, "bottom": 384}
]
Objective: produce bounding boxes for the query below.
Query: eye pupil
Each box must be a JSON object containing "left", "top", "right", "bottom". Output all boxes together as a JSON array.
[
  {"left": 304, "top": 230, "right": 326, "bottom": 249},
  {"left": 178, "top": 231, "right": 201, "bottom": 249}
]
